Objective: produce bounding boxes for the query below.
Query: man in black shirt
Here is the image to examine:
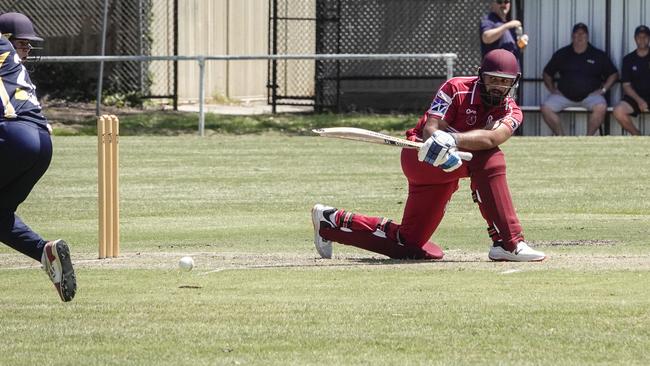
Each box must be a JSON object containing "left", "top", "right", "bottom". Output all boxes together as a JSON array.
[
  {"left": 612, "top": 25, "right": 650, "bottom": 135},
  {"left": 541, "top": 23, "right": 618, "bottom": 135}
]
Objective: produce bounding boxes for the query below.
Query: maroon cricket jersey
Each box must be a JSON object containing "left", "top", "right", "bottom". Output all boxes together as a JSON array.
[
  {"left": 406, "top": 76, "right": 522, "bottom": 140},
  {"left": 319, "top": 77, "right": 528, "bottom": 257}
]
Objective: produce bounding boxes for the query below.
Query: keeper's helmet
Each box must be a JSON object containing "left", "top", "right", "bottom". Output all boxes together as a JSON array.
[
  {"left": 478, "top": 49, "right": 520, "bottom": 106},
  {"left": 0, "top": 12, "right": 43, "bottom": 41}
]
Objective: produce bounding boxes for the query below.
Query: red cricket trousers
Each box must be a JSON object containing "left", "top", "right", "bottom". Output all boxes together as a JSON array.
[{"left": 319, "top": 147, "right": 524, "bottom": 259}]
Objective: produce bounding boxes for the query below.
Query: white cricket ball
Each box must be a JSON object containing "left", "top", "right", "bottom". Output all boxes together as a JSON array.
[{"left": 178, "top": 256, "right": 194, "bottom": 271}]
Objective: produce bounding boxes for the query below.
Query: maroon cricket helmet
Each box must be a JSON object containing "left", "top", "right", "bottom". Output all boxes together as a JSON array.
[
  {"left": 478, "top": 49, "right": 521, "bottom": 106},
  {"left": 480, "top": 49, "right": 520, "bottom": 79}
]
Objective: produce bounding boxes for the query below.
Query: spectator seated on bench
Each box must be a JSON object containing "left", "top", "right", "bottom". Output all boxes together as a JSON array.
[
  {"left": 540, "top": 22, "right": 618, "bottom": 136},
  {"left": 612, "top": 25, "right": 650, "bottom": 136}
]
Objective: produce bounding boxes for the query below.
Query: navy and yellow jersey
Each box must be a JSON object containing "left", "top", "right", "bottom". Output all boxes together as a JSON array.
[{"left": 0, "top": 37, "right": 47, "bottom": 128}]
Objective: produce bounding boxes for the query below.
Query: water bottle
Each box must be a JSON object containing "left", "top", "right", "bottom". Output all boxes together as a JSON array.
[{"left": 515, "top": 26, "right": 528, "bottom": 49}]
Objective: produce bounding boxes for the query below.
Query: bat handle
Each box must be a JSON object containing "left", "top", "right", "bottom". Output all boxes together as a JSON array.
[{"left": 458, "top": 151, "right": 473, "bottom": 161}]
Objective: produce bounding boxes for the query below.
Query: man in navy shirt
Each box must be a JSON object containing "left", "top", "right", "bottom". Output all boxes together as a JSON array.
[
  {"left": 480, "top": 0, "right": 528, "bottom": 63},
  {"left": 612, "top": 25, "right": 650, "bottom": 135},
  {"left": 541, "top": 23, "right": 618, "bottom": 136},
  {"left": 0, "top": 12, "right": 76, "bottom": 302}
]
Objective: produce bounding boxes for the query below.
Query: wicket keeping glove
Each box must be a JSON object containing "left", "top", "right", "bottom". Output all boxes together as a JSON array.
[{"left": 418, "top": 130, "right": 463, "bottom": 172}]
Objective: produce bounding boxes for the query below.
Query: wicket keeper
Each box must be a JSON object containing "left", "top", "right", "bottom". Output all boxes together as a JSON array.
[
  {"left": 0, "top": 12, "right": 77, "bottom": 301},
  {"left": 312, "top": 49, "right": 546, "bottom": 262}
]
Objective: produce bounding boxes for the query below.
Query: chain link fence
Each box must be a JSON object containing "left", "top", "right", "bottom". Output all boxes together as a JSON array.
[
  {"left": 268, "top": 0, "right": 317, "bottom": 106},
  {"left": 270, "top": 0, "right": 488, "bottom": 112},
  {"left": 0, "top": 0, "right": 176, "bottom": 101},
  {"left": 314, "top": 0, "right": 487, "bottom": 112}
]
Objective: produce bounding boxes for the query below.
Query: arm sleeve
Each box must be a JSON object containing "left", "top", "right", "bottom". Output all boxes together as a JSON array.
[{"left": 480, "top": 17, "right": 495, "bottom": 37}]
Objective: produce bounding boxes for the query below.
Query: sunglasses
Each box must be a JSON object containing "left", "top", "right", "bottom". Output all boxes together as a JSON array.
[{"left": 495, "top": 0, "right": 511, "bottom": 4}]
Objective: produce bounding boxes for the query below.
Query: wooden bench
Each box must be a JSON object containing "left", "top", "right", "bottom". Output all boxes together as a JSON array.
[
  {"left": 519, "top": 106, "right": 613, "bottom": 113},
  {"left": 518, "top": 106, "right": 615, "bottom": 135}
]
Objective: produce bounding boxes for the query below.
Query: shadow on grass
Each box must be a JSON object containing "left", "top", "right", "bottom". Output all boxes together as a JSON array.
[{"left": 350, "top": 257, "right": 484, "bottom": 264}]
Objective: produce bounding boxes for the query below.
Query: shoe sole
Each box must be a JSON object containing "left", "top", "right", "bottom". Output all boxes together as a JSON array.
[
  {"left": 52, "top": 240, "right": 77, "bottom": 302},
  {"left": 311, "top": 204, "right": 332, "bottom": 259},
  {"left": 489, "top": 254, "right": 547, "bottom": 262}
]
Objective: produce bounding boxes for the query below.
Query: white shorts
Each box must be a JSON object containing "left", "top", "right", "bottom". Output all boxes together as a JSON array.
[{"left": 542, "top": 93, "right": 607, "bottom": 112}]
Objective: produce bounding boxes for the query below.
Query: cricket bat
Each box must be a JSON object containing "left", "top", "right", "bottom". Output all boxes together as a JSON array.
[{"left": 312, "top": 127, "right": 473, "bottom": 161}]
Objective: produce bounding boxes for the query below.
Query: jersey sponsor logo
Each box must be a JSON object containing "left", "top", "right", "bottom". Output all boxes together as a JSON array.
[
  {"left": 465, "top": 108, "right": 478, "bottom": 125},
  {"left": 587, "top": 59, "right": 595, "bottom": 64}
]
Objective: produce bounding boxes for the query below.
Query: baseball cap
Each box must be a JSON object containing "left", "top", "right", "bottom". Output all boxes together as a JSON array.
[
  {"left": 572, "top": 22, "right": 589, "bottom": 34},
  {"left": 635, "top": 25, "right": 650, "bottom": 37}
]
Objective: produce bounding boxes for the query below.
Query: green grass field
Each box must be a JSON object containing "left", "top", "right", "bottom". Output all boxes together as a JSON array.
[{"left": 1, "top": 127, "right": 649, "bottom": 365}]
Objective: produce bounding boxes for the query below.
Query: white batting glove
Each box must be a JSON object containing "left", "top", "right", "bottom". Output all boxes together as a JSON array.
[{"left": 418, "top": 130, "right": 463, "bottom": 172}]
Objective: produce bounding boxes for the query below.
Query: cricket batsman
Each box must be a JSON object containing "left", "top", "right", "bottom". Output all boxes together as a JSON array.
[
  {"left": 312, "top": 49, "right": 546, "bottom": 262},
  {"left": 0, "top": 12, "right": 77, "bottom": 301}
]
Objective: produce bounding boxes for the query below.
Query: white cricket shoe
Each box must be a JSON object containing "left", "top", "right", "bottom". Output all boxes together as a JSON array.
[
  {"left": 41, "top": 239, "right": 77, "bottom": 302},
  {"left": 311, "top": 204, "right": 337, "bottom": 259},
  {"left": 489, "top": 241, "right": 546, "bottom": 262}
]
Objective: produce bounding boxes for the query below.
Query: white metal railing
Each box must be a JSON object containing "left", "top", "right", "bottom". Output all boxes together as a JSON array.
[{"left": 37, "top": 53, "right": 458, "bottom": 136}]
